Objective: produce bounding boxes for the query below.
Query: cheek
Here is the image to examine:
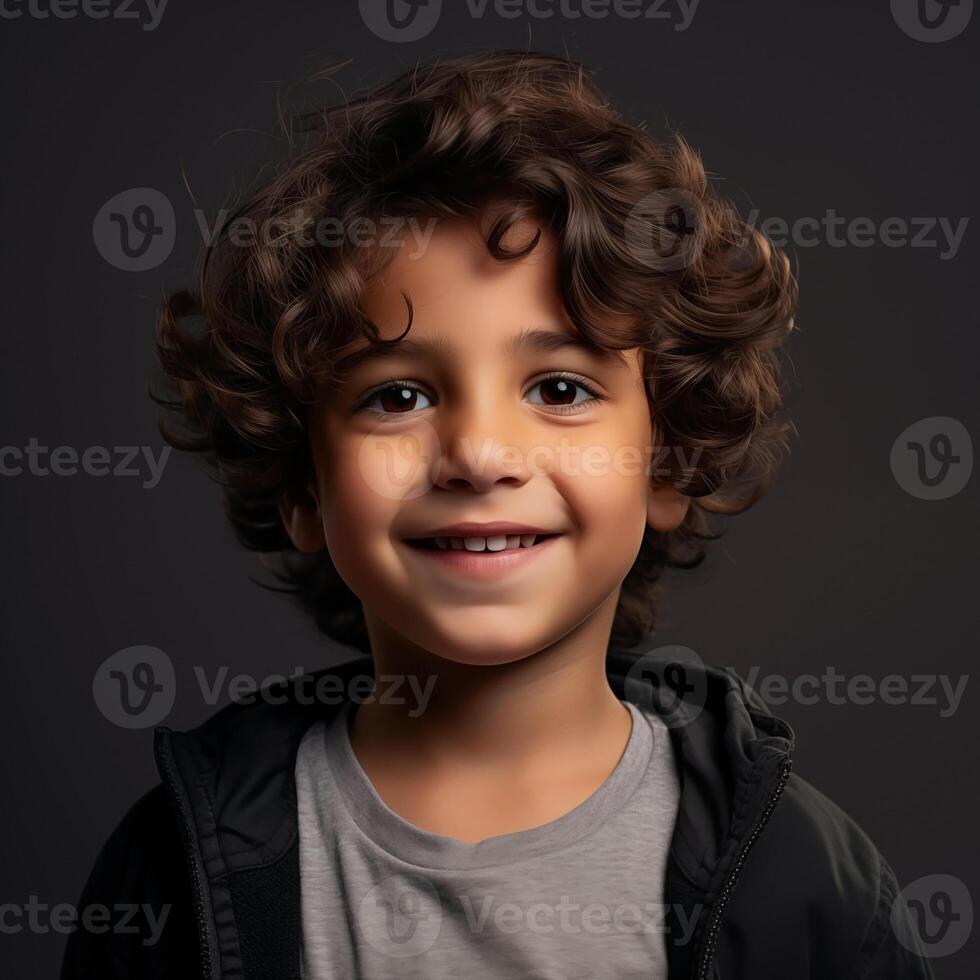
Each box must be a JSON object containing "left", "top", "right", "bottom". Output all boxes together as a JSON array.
[
  {"left": 564, "top": 468, "right": 649, "bottom": 567},
  {"left": 331, "top": 419, "right": 439, "bottom": 507},
  {"left": 314, "top": 424, "right": 432, "bottom": 590},
  {"left": 555, "top": 419, "right": 651, "bottom": 526},
  {"left": 320, "top": 435, "right": 395, "bottom": 542}
]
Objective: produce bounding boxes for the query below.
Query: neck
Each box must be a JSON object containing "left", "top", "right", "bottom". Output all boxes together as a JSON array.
[{"left": 351, "top": 607, "right": 630, "bottom": 776}]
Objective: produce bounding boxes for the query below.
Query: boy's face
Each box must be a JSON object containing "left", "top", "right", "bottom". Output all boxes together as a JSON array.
[{"left": 283, "top": 215, "right": 690, "bottom": 665}]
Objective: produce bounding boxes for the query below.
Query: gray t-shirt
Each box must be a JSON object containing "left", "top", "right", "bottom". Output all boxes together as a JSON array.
[{"left": 295, "top": 698, "right": 680, "bottom": 980}]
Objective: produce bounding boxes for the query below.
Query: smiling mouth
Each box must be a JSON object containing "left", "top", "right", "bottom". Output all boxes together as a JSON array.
[{"left": 405, "top": 533, "right": 562, "bottom": 552}]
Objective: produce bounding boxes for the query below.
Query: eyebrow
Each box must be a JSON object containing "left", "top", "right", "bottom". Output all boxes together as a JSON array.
[{"left": 333, "top": 327, "right": 629, "bottom": 374}]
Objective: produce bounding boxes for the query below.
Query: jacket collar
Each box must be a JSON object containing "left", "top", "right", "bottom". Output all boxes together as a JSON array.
[{"left": 154, "top": 649, "right": 794, "bottom": 979}]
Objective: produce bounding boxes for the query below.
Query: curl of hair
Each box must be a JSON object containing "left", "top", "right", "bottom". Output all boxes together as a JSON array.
[{"left": 155, "top": 50, "right": 798, "bottom": 653}]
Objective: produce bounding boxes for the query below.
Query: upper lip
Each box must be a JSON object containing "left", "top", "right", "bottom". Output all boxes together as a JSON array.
[{"left": 406, "top": 522, "right": 563, "bottom": 539}]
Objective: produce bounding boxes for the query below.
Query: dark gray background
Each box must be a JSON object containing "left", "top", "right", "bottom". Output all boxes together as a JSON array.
[{"left": 1, "top": 0, "right": 977, "bottom": 976}]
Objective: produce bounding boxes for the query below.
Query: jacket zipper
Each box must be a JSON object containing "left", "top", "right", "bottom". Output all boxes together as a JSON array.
[
  {"left": 155, "top": 731, "right": 217, "bottom": 980},
  {"left": 694, "top": 758, "right": 793, "bottom": 979}
]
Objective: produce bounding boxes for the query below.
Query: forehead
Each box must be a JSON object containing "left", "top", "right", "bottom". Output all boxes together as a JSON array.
[
  {"left": 359, "top": 215, "right": 567, "bottom": 341},
  {"left": 329, "top": 215, "right": 645, "bottom": 381}
]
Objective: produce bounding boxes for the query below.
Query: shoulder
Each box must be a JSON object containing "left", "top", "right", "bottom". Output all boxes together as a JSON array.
[
  {"left": 712, "top": 667, "right": 931, "bottom": 976},
  {"left": 766, "top": 771, "right": 889, "bottom": 916},
  {"left": 722, "top": 666, "right": 896, "bottom": 934},
  {"left": 730, "top": 770, "right": 932, "bottom": 977},
  {"left": 79, "top": 783, "right": 185, "bottom": 897},
  {"left": 61, "top": 784, "right": 201, "bottom": 979}
]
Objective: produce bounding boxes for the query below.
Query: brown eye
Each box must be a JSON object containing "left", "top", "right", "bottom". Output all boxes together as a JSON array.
[
  {"left": 378, "top": 386, "right": 419, "bottom": 413},
  {"left": 526, "top": 373, "right": 601, "bottom": 411},
  {"left": 359, "top": 382, "right": 433, "bottom": 417},
  {"left": 536, "top": 378, "right": 577, "bottom": 406}
]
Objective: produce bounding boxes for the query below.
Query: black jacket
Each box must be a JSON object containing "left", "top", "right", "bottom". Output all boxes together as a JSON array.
[{"left": 61, "top": 651, "right": 933, "bottom": 979}]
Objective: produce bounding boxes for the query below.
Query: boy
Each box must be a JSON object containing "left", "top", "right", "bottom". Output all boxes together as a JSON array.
[{"left": 63, "top": 51, "right": 932, "bottom": 978}]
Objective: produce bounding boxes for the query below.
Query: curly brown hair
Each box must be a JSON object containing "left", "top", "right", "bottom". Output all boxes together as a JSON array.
[{"left": 155, "top": 50, "right": 798, "bottom": 654}]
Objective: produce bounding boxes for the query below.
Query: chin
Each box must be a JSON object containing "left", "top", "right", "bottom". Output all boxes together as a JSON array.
[
  {"left": 406, "top": 616, "right": 559, "bottom": 669},
  {"left": 431, "top": 648, "right": 537, "bottom": 668}
]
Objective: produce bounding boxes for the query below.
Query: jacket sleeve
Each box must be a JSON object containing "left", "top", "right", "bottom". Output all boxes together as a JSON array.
[
  {"left": 60, "top": 783, "right": 202, "bottom": 980},
  {"left": 852, "top": 854, "right": 935, "bottom": 980}
]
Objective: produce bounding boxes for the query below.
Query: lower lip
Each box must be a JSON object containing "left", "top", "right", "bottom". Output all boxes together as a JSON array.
[{"left": 402, "top": 535, "right": 563, "bottom": 578}]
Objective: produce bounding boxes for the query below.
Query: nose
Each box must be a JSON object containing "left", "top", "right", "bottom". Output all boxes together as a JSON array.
[{"left": 430, "top": 394, "right": 533, "bottom": 493}]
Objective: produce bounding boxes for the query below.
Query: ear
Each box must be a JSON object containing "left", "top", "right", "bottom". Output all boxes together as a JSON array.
[
  {"left": 646, "top": 480, "right": 691, "bottom": 533},
  {"left": 278, "top": 478, "right": 326, "bottom": 554}
]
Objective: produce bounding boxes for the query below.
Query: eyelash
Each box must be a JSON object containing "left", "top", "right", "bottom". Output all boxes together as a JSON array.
[{"left": 355, "top": 371, "right": 605, "bottom": 421}]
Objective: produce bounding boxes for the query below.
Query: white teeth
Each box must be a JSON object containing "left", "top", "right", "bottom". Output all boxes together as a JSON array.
[
  {"left": 425, "top": 534, "right": 548, "bottom": 552},
  {"left": 440, "top": 535, "right": 540, "bottom": 552}
]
